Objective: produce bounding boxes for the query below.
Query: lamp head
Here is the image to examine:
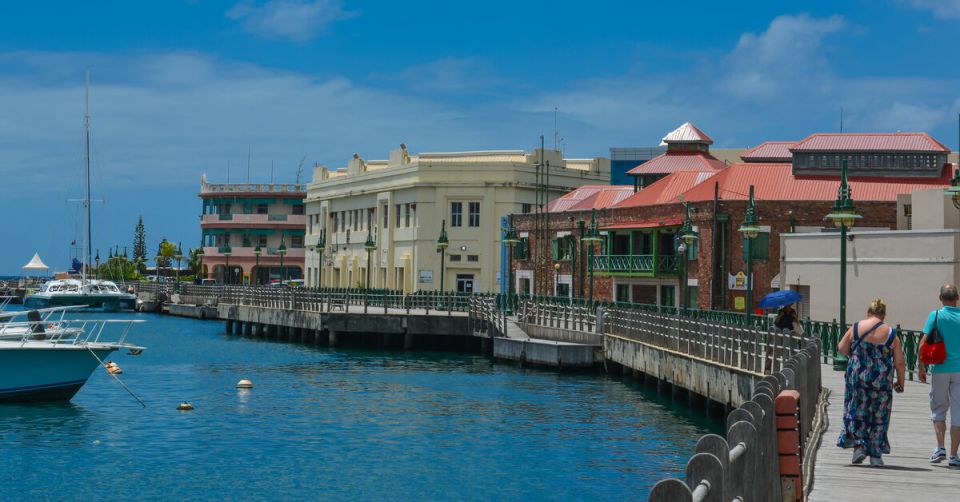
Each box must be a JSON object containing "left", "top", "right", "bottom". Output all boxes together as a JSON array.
[{"left": 554, "top": 263, "right": 561, "bottom": 271}]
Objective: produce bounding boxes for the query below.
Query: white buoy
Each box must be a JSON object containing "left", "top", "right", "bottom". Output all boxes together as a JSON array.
[
  {"left": 177, "top": 402, "right": 194, "bottom": 411},
  {"left": 236, "top": 379, "right": 253, "bottom": 389}
]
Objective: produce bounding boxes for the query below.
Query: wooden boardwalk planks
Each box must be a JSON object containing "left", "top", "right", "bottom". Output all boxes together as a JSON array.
[{"left": 809, "top": 364, "right": 960, "bottom": 501}]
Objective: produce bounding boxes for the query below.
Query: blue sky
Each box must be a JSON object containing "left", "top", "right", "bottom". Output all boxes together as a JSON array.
[{"left": 0, "top": 0, "right": 958, "bottom": 274}]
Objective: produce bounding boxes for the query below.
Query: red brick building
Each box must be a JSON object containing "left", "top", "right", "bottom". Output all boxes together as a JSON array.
[{"left": 510, "top": 129, "right": 953, "bottom": 314}]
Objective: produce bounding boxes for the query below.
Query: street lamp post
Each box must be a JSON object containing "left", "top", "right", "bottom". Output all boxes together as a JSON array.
[
  {"left": 222, "top": 245, "right": 232, "bottom": 285},
  {"left": 581, "top": 209, "right": 603, "bottom": 304},
  {"left": 576, "top": 219, "right": 586, "bottom": 299},
  {"left": 316, "top": 229, "right": 326, "bottom": 289},
  {"left": 554, "top": 263, "right": 561, "bottom": 298},
  {"left": 253, "top": 244, "right": 262, "bottom": 286},
  {"left": 503, "top": 215, "right": 520, "bottom": 312},
  {"left": 437, "top": 220, "right": 449, "bottom": 292},
  {"left": 278, "top": 237, "right": 287, "bottom": 283},
  {"left": 826, "top": 159, "right": 862, "bottom": 370},
  {"left": 175, "top": 242, "right": 184, "bottom": 292},
  {"left": 738, "top": 186, "right": 760, "bottom": 326},
  {"left": 197, "top": 244, "right": 205, "bottom": 281},
  {"left": 679, "top": 202, "right": 699, "bottom": 310},
  {"left": 364, "top": 226, "right": 376, "bottom": 290},
  {"left": 94, "top": 249, "right": 100, "bottom": 280},
  {"left": 155, "top": 240, "right": 166, "bottom": 284}
]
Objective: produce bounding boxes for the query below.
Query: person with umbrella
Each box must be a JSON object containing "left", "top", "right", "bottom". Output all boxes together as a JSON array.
[{"left": 760, "top": 290, "right": 803, "bottom": 332}]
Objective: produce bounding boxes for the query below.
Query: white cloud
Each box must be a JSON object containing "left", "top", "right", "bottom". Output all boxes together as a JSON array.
[
  {"left": 899, "top": 0, "right": 960, "bottom": 19},
  {"left": 226, "top": 0, "right": 358, "bottom": 42}
]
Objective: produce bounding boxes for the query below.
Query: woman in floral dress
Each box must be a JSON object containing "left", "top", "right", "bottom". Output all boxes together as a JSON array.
[{"left": 836, "top": 298, "right": 906, "bottom": 467}]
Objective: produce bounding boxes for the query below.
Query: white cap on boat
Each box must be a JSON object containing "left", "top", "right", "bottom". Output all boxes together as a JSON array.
[
  {"left": 236, "top": 379, "right": 253, "bottom": 389},
  {"left": 177, "top": 402, "right": 194, "bottom": 411}
]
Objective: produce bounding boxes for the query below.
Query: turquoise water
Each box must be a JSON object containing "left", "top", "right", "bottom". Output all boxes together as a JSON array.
[{"left": 0, "top": 312, "right": 719, "bottom": 500}]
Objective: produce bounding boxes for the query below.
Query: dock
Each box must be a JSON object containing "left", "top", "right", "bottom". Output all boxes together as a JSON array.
[{"left": 808, "top": 364, "right": 960, "bottom": 500}]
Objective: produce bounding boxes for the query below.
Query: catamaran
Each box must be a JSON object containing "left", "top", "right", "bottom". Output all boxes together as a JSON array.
[
  {"left": 23, "top": 71, "right": 136, "bottom": 311},
  {"left": 0, "top": 308, "right": 145, "bottom": 401}
]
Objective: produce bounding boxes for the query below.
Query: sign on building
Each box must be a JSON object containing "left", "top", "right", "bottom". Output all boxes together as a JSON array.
[{"left": 418, "top": 270, "right": 433, "bottom": 283}]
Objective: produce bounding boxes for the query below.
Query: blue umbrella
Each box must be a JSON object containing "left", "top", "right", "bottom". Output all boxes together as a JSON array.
[{"left": 759, "top": 290, "right": 802, "bottom": 310}]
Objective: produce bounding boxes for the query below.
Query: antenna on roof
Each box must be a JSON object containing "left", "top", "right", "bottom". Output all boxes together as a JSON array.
[
  {"left": 554, "top": 106, "right": 559, "bottom": 152},
  {"left": 840, "top": 107, "right": 844, "bottom": 133}
]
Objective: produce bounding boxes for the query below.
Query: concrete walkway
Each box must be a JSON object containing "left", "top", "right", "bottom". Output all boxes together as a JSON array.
[{"left": 809, "top": 364, "right": 960, "bottom": 501}]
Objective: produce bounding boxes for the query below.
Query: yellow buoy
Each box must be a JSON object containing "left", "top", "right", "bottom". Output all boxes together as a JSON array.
[
  {"left": 236, "top": 379, "right": 253, "bottom": 389},
  {"left": 105, "top": 361, "right": 123, "bottom": 374},
  {"left": 176, "top": 402, "right": 194, "bottom": 411}
]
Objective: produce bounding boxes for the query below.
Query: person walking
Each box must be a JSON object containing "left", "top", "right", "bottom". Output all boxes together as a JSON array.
[
  {"left": 919, "top": 284, "right": 960, "bottom": 467},
  {"left": 836, "top": 298, "right": 906, "bottom": 467},
  {"left": 775, "top": 304, "right": 798, "bottom": 332}
]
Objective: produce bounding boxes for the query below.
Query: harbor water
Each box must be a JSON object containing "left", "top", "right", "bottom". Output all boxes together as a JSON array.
[{"left": 0, "top": 311, "right": 720, "bottom": 500}]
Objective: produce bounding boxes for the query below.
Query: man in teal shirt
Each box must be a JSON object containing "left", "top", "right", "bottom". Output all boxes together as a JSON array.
[{"left": 920, "top": 284, "right": 960, "bottom": 467}]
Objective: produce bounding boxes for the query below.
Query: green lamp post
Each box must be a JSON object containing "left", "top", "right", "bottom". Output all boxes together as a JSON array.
[
  {"left": 253, "top": 243, "right": 262, "bottom": 286},
  {"left": 197, "top": 244, "right": 205, "bottom": 281},
  {"left": 679, "top": 202, "right": 699, "bottom": 310},
  {"left": 174, "top": 242, "right": 184, "bottom": 292},
  {"left": 503, "top": 215, "right": 520, "bottom": 312},
  {"left": 826, "top": 159, "right": 862, "bottom": 370},
  {"left": 316, "top": 228, "right": 326, "bottom": 289},
  {"left": 581, "top": 209, "right": 603, "bottom": 303},
  {"left": 738, "top": 186, "right": 760, "bottom": 326},
  {"left": 277, "top": 236, "right": 287, "bottom": 283},
  {"left": 222, "top": 244, "right": 232, "bottom": 285},
  {"left": 364, "top": 226, "right": 376, "bottom": 289},
  {"left": 437, "top": 220, "right": 449, "bottom": 292}
]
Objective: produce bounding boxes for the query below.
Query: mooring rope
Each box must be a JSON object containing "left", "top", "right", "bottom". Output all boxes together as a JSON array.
[{"left": 86, "top": 346, "right": 146, "bottom": 408}]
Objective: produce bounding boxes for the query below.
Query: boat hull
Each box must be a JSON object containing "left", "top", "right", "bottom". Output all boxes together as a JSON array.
[
  {"left": 24, "top": 293, "right": 136, "bottom": 311},
  {"left": 0, "top": 347, "right": 115, "bottom": 402}
]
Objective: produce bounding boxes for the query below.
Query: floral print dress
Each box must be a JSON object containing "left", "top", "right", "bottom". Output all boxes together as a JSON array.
[{"left": 836, "top": 321, "right": 897, "bottom": 458}]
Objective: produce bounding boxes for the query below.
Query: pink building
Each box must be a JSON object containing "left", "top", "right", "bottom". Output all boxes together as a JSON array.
[{"left": 199, "top": 175, "right": 306, "bottom": 285}]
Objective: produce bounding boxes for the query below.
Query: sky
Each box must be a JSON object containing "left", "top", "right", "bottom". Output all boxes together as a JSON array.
[{"left": 0, "top": 0, "right": 958, "bottom": 274}]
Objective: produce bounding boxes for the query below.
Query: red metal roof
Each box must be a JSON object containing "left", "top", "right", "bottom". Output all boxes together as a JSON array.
[
  {"left": 602, "top": 216, "right": 684, "bottom": 230},
  {"left": 680, "top": 163, "right": 952, "bottom": 203},
  {"left": 661, "top": 122, "right": 714, "bottom": 145},
  {"left": 740, "top": 141, "right": 795, "bottom": 162},
  {"left": 614, "top": 171, "right": 716, "bottom": 208},
  {"left": 626, "top": 152, "right": 727, "bottom": 175},
  {"left": 790, "top": 133, "right": 950, "bottom": 153},
  {"left": 546, "top": 185, "right": 633, "bottom": 213}
]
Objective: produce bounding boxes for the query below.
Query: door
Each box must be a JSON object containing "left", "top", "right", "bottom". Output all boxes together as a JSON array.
[
  {"left": 456, "top": 274, "right": 474, "bottom": 293},
  {"left": 660, "top": 285, "right": 676, "bottom": 307}
]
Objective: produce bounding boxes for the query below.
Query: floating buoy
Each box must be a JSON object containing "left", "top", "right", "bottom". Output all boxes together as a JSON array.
[
  {"left": 236, "top": 379, "right": 253, "bottom": 389},
  {"left": 104, "top": 361, "right": 123, "bottom": 374},
  {"left": 177, "top": 402, "right": 194, "bottom": 411}
]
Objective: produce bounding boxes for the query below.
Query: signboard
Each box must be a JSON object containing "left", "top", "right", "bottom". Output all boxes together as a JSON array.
[
  {"left": 728, "top": 271, "right": 751, "bottom": 291},
  {"left": 734, "top": 296, "right": 745, "bottom": 311},
  {"left": 418, "top": 270, "right": 433, "bottom": 284}
]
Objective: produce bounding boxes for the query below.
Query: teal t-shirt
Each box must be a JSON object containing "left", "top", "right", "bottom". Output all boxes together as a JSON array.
[{"left": 924, "top": 306, "right": 960, "bottom": 373}]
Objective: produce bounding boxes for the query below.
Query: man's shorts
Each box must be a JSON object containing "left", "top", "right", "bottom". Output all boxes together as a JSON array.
[{"left": 930, "top": 371, "right": 960, "bottom": 424}]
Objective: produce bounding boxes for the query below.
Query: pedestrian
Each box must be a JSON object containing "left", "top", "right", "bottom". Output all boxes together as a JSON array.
[
  {"left": 836, "top": 298, "right": 906, "bottom": 467},
  {"left": 775, "top": 304, "right": 798, "bottom": 332},
  {"left": 919, "top": 284, "right": 960, "bottom": 467}
]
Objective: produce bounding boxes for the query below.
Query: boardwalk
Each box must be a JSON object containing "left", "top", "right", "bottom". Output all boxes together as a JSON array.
[{"left": 809, "top": 364, "right": 960, "bottom": 501}]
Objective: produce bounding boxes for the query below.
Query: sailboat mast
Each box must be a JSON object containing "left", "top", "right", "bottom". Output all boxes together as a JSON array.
[{"left": 82, "top": 70, "right": 91, "bottom": 282}]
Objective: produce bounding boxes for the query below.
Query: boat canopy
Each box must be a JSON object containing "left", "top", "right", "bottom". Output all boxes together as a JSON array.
[{"left": 23, "top": 253, "right": 49, "bottom": 270}]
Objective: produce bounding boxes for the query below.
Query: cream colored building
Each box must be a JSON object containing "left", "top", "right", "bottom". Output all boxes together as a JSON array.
[
  {"left": 304, "top": 146, "right": 610, "bottom": 293},
  {"left": 781, "top": 187, "right": 960, "bottom": 326}
]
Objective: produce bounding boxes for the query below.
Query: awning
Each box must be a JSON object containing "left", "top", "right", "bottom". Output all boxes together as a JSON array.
[
  {"left": 22, "top": 252, "right": 48, "bottom": 270},
  {"left": 601, "top": 216, "right": 683, "bottom": 230}
]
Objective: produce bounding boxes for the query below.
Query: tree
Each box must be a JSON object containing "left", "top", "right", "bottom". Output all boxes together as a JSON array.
[
  {"left": 155, "top": 238, "right": 177, "bottom": 277},
  {"left": 188, "top": 248, "right": 203, "bottom": 277},
  {"left": 133, "top": 216, "right": 147, "bottom": 274}
]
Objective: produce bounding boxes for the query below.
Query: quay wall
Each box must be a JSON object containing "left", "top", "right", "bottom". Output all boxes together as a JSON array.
[
  {"left": 493, "top": 338, "right": 598, "bottom": 367},
  {"left": 604, "top": 334, "right": 757, "bottom": 408},
  {"left": 518, "top": 323, "right": 602, "bottom": 345}
]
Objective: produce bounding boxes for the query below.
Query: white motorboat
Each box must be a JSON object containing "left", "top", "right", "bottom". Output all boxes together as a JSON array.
[{"left": 0, "top": 310, "right": 145, "bottom": 402}]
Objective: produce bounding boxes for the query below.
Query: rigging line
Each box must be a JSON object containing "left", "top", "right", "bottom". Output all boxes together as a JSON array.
[{"left": 85, "top": 345, "right": 147, "bottom": 408}]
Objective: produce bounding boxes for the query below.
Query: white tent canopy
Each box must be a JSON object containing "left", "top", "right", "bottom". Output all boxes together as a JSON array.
[{"left": 22, "top": 253, "right": 49, "bottom": 270}]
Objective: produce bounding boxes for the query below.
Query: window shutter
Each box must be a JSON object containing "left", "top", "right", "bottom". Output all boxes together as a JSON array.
[{"left": 551, "top": 239, "right": 559, "bottom": 260}]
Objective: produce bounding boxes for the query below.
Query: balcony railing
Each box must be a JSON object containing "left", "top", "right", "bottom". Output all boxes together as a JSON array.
[
  {"left": 201, "top": 214, "right": 306, "bottom": 225},
  {"left": 201, "top": 182, "right": 305, "bottom": 193},
  {"left": 590, "top": 254, "right": 681, "bottom": 274},
  {"left": 203, "top": 246, "right": 306, "bottom": 259}
]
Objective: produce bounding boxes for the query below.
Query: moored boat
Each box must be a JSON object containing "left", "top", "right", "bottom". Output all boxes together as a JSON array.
[
  {"left": 24, "top": 279, "right": 136, "bottom": 311},
  {"left": 0, "top": 313, "right": 145, "bottom": 402}
]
